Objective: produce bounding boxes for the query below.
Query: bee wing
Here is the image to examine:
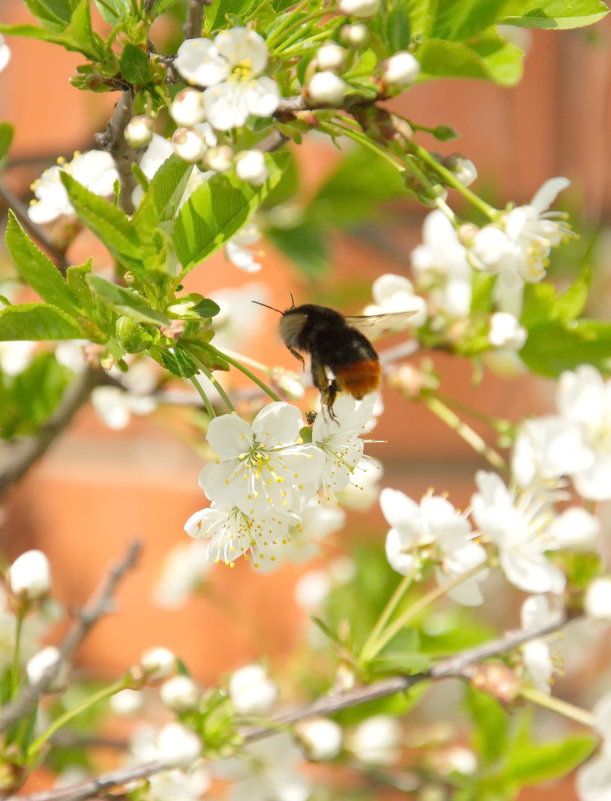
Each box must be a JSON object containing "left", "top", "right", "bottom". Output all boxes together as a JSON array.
[{"left": 344, "top": 310, "right": 418, "bottom": 340}]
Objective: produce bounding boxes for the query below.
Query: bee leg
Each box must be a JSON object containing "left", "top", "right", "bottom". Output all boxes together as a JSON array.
[
  {"left": 288, "top": 346, "right": 305, "bottom": 369},
  {"left": 311, "top": 358, "right": 337, "bottom": 421}
]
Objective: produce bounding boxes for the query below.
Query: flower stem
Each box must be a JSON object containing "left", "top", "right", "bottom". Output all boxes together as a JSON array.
[
  {"left": 192, "top": 359, "right": 235, "bottom": 413},
  {"left": 368, "top": 564, "right": 487, "bottom": 659},
  {"left": 434, "top": 390, "right": 513, "bottom": 435},
  {"left": 412, "top": 143, "right": 497, "bottom": 221},
  {"left": 27, "top": 678, "right": 128, "bottom": 759},
  {"left": 211, "top": 347, "right": 281, "bottom": 402},
  {"left": 190, "top": 376, "right": 216, "bottom": 418},
  {"left": 520, "top": 686, "right": 595, "bottom": 727},
  {"left": 359, "top": 569, "right": 418, "bottom": 665},
  {"left": 424, "top": 393, "right": 506, "bottom": 470},
  {"left": 321, "top": 119, "right": 406, "bottom": 175},
  {"left": 11, "top": 610, "right": 26, "bottom": 697}
]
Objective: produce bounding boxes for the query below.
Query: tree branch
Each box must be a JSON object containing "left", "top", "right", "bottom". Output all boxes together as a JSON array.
[
  {"left": 0, "top": 540, "right": 141, "bottom": 734},
  {"left": 0, "top": 368, "right": 106, "bottom": 497},
  {"left": 183, "top": 0, "right": 209, "bottom": 39},
  {"left": 8, "top": 611, "right": 574, "bottom": 801},
  {"left": 0, "top": 180, "right": 69, "bottom": 273},
  {"left": 94, "top": 90, "right": 137, "bottom": 214}
]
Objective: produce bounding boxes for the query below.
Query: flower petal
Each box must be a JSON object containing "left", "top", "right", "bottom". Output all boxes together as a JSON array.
[
  {"left": 247, "top": 76, "right": 280, "bottom": 117},
  {"left": 500, "top": 549, "right": 565, "bottom": 594},
  {"left": 530, "top": 176, "right": 570, "bottom": 213},
  {"left": 215, "top": 28, "right": 268, "bottom": 74},
  {"left": 206, "top": 413, "right": 253, "bottom": 456},
  {"left": 252, "top": 402, "right": 302, "bottom": 447},
  {"left": 175, "top": 38, "right": 230, "bottom": 86}
]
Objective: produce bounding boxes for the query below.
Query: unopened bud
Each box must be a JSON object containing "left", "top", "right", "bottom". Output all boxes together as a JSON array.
[
  {"left": 338, "top": 0, "right": 380, "bottom": 17},
  {"left": 235, "top": 150, "right": 269, "bottom": 186},
  {"left": 160, "top": 675, "right": 200, "bottom": 712},
  {"left": 157, "top": 722, "right": 202, "bottom": 770},
  {"left": 383, "top": 51, "right": 420, "bottom": 87},
  {"left": 349, "top": 715, "right": 402, "bottom": 765},
  {"left": 444, "top": 153, "right": 478, "bottom": 187},
  {"left": 124, "top": 116, "right": 154, "bottom": 148},
  {"left": 456, "top": 222, "right": 479, "bottom": 247},
  {"left": 110, "top": 688, "right": 143, "bottom": 715},
  {"left": 315, "top": 42, "right": 347, "bottom": 71},
  {"left": 8, "top": 550, "right": 51, "bottom": 605},
  {"left": 140, "top": 646, "right": 176, "bottom": 681},
  {"left": 470, "top": 663, "right": 520, "bottom": 705},
  {"left": 170, "top": 88, "right": 206, "bottom": 127},
  {"left": 294, "top": 717, "right": 343, "bottom": 761},
  {"left": 340, "top": 23, "right": 369, "bottom": 46},
  {"left": 204, "top": 145, "right": 234, "bottom": 172},
  {"left": 270, "top": 367, "right": 305, "bottom": 400},
  {"left": 307, "top": 71, "right": 347, "bottom": 105},
  {"left": 26, "top": 646, "right": 65, "bottom": 690},
  {"left": 172, "top": 127, "right": 207, "bottom": 163},
  {"left": 229, "top": 664, "right": 278, "bottom": 716},
  {"left": 161, "top": 319, "right": 187, "bottom": 339},
  {"left": 115, "top": 315, "right": 156, "bottom": 354}
]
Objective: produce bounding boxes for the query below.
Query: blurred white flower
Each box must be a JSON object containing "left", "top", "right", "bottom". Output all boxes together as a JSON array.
[
  {"left": 585, "top": 578, "right": 611, "bottom": 621},
  {"left": 519, "top": 595, "right": 554, "bottom": 694},
  {"left": 411, "top": 210, "right": 472, "bottom": 317},
  {"left": 364, "top": 274, "right": 427, "bottom": 327},
  {"left": 110, "top": 688, "right": 143, "bottom": 716},
  {"left": 336, "top": 456, "right": 382, "bottom": 511},
  {"left": 26, "top": 645, "right": 64, "bottom": 688},
  {"left": 225, "top": 223, "right": 263, "bottom": 272},
  {"left": 213, "top": 731, "right": 310, "bottom": 801},
  {"left": 576, "top": 694, "right": 611, "bottom": 801},
  {"left": 0, "top": 34, "right": 10, "bottom": 72},
  {"left": 140, "top": 646, "right": 176, "bottom": 680},
  {"left": 338, "top": 0, "right": 380, "bottom": 17},
  {"left": 157, "top": 723, "right": 202, "bottom": 770},
  {"left": 90, "top": 385, "right": 157, "bottom": 430},
  {"left": 8, "top": 549, "right": 51, "bottom": 602},
  {"left": 235, "top": 150, "right": 269, "bottom": 186},
  {"left": 294, "top": 717, "right": 343, "bottom": 761},
  {"left": 294, "top": 570, "right": 331, "bottom": 611},
  {"left": 175, "top": 30, "right": 279, "bottom": 131},
  {"left": 29, "top": 151, "right": 118, "bottom": 224},
  {"left": 349, "top": 715, "right": 402, "bottom": 766},
  {"left": 161, "top": 675, "right": 200, "bottom": 712},
  {"left": 153, "top": 540, "right": 211, "bottom": 609},
  {"left": 0, "top": 340, "right": 35, "bottom": 376},
  {"left": 488, "top": 311, "right": 526, "bottom": 350}
]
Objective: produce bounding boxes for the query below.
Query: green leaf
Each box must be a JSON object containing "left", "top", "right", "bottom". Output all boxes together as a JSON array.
[
  {"left": 149, "top": 0, "right": 180, "bottom": 14},
  {"left": 93, "top": 0, "right": 130, "bottom": 24},
  {"left": 173, "top": 151, "right": 288, "bottom": 273},
  {"left": 268, "top": 224, "right": 329, "bottom": 277},
  {"left": 120, "top": 44, "right": 151, "bottom": 85},
  {"left": 60, "top": 173, "right": 143, "bottom": 269},
  {"left": 0, "top": 303, "right": 83, "bottom": 340},
  {"left": 5, "top": 213, "right": 80, "bottom": 316},
  {"left": 369, "top": 628, "right": 431, "bottom": 674},
  {"left": 133, "top": 156, "right": 193, "bottom": 227},
  {"left": 504, "top": 735, "right": 596, "bottom": 785},
  {"left": 521, "top": 270, "right": 590, "bottom": 328},
  {"left": 23, "top": 0, "right": 77, "bottom": 26},
  {"left": 431, "top": 0, "right": 512, "bottom": 40},
  {"left": 418, "top": 35, "right": 524, "bottom": 87},
  {"left": 205, "top": 0, "right": 261, "bottom": 33},
  {"left": 374, "top": 0, "right": 433, "bottom": 41},
  {"left": 470, "top": 272, "right": 497, "bottom": 313},
  {"left": 87, "top": 276, "right": 169, "bottom": 325},
  {"left": 520, "top": 319, "right": 611, "bottom": 377},
  {"left": 502, "top": 0, "right": 608, "bottom": 28},
  {"left": 156, "top": 346, "right": 198, "bottom": 378},
  {"left": 465, "top": 686, "right": 509, "bottom": 765},
  {"left": 0, "top": 123, "right": 14, "bottom": 164}
]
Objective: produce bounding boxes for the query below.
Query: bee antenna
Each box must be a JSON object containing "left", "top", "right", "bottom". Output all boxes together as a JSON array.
[
  {"left": 289, "top": 292, "right": 296, "bottom": 309},
  {"left": 252, "top": 300, "right": 283, "bottom": 314}
]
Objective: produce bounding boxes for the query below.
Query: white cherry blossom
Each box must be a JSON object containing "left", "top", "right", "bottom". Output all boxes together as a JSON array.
[
  {"left": 225, "top": 223, "right": 263, "bottom": 271},
  {"left": 199, "top": 403, "right": 323, "bottom": 516},
  {"left": 0, "top": 340, "right": 35, "bottom": 376},
  {"left": 364, "top": 273, "right": 427, "bottom": 327},
  {"left": 175, "top": 30, "right": 279, "bottom": 131},
  {"left": 381, "top": 488, "right": 487, "bottom": 605},
  {"left": 519, "top": 595, "right": 555, "bottom": 694},
  {"left": 0, "top": 34, "right": 10, "bottom": 72},
  {"left": 576, "top": 694, "right": 611, "bottom": 801},
  {"left": 29, "top": 150, "right": 118, "bottom": 224},
  {"left": 153, "top": 540, "right": 212, "bottom": 608},
  {"left": 90, "top": 385, "right": 157, "bottom": 430},
  {"left": 210, "top": 281, "right": 268, "bottom": 348},
  {"left": 469, "top": 177, "right": 572, "bottom": 287},
  {"left": 488, "top": 311, "right": 527, "bottom": 350},
  {"left": 349, "top": 715, "right": 402, "bottom": 766},
  {"left": 311, "top": 393, "right": 377, "bottom": 499},
  {"left": 229, "top": 664, "right": 278, "bottom": 716},
  {"left": 471, "top": 471, "right": 565, "bottom": 594},
  {"left": 556, "top": 365, "right": 611, "bottom": 500}
]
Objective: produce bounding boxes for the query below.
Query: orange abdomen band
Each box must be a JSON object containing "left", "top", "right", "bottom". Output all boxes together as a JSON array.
[{"left": 335, "top": 360, "right": 381, "bottom": 399}]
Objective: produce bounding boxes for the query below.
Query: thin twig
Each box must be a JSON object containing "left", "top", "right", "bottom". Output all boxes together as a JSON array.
[
  {"left": 183, "top": 0, "right": 208, "bottom": 39},
  {"left": 0, "top": 541, "right": 142, "bottom": 734},
  {"left": 9, "top": 611, "right": 574, "bottom": 801},
  {"left": 0, "top": 368, "right": 105, "bottom": 497},
  {"left": 0, "top": 180, "right": 69, "bottom": 273},
  {"left": 94, "top": 90, "right": 137, "bottom": 214}
]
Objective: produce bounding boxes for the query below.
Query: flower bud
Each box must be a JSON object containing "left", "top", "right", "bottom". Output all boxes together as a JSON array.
[
  {"left": 110, "top": 688, "right": 143, "bottom": 715},
  {"left": 270, "top": 368, "right": 305, "bottom": 400},
  {"left": 470, "top": 663, "right": 520, "bottom": 704},
  {"left": 229, "top": 664, "right": 278, "bottom": 716},
  {"left": 140, "top": 646, "right": 176, "bottom": 680},
  {"left": 26, "top": 646, "right": 65, "bottom": 689},
  {"left": 444, "top": 153, "right": 477, "bottom": 187},
  {"left": 349, "top": 715, "right": 402, "bottom": 765},
  {"left": 383, "top": 51, "right": 420, "bottom": 87},
  {"left": 172, "top": 127, "right": 207, "bottom": 163},
  {"left": 307, "top": 71, "right": 347, "bottom": 105},
  {"left": 157, "top": 722, "right": 202, "bottom": 770},
  {"left": 170, "top": 88, "right": 206, "bottom": 127},
  {"left": 585, "top": 577, "right": 611, "bottom": 621},
  {"left": 294, "top": 717, "right": 343, "bottom": 761},
  {"left": 488, "top": 312, "right": 527, "bottom": 350},
  {"left": 115, "top": 316, "right": 156, "bottom": 354},
  {"left": 160, "top": 675, "right": 200, "bottom": 712},
  {"left": 340, "top": 23, "right": 369, "bottom": 46},
  {"left": 235, "top": 150, "right": 269, "bottom": 186},
  {"left": 8, "top": 550, "right": 51, "bottom": 604},
  {"left": 470, "top": 225, "right": 510, "bottom": 270},
  {"left": 338, "top": 0, "right": 380, "bottom": 17},
  {"left": 315, "top": 42, "right": 347, "bottom": 71},
  {"left": 124, "top": 116, "right": 154, "bottom": 148},
  {"left": 204, "top": 145, "right": 234, "bottom": 172}
]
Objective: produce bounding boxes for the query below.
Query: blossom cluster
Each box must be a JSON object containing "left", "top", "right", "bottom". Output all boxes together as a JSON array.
[{"left": 185, "top": 394, "right": 378, "bottom": 569}]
